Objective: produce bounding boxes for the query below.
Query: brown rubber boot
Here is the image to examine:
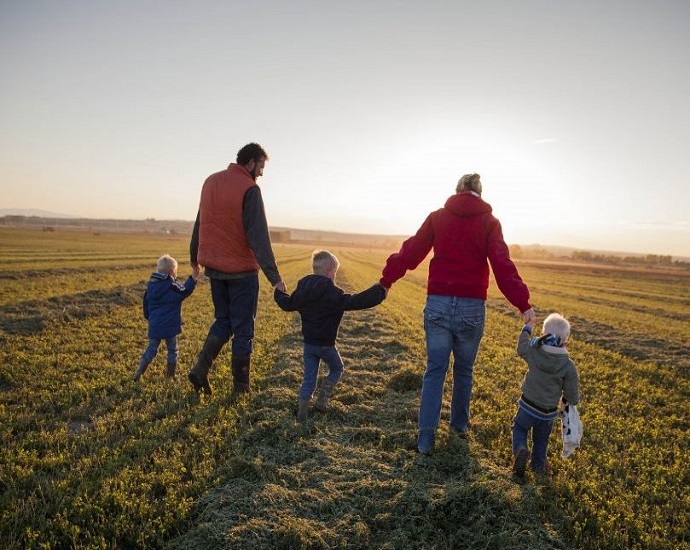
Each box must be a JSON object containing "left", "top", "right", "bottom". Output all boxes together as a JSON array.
[
  {"left": 231, "top": 354, "right": 251, "bottom": 395},
  {"left": 296, "top": 399, "right": 310, "bottom": 422},
  {"left": 188, "top": 333, "right": 224, "bottom": 395},
  {"left": 315, "top": 379, "right": 336, "bottom": 411}
]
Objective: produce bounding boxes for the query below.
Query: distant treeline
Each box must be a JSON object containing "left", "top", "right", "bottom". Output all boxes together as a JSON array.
[{"left": 510, "top": 244, "right": 689, "bottom": 269}]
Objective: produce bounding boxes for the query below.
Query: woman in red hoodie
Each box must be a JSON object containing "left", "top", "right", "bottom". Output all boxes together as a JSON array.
[{"left": 380, "top": 173, "right": 535, "bottom": 454}]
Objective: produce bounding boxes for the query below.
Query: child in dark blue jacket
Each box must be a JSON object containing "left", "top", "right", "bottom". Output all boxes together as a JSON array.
[
  {"left": 274, "top": 250, "right": 386, "bottom": 420},
  {"left": 134, "top": 254, "right": 200, "bottom": 381}
]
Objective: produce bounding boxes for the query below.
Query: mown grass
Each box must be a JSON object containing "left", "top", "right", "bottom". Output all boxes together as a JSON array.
[{"left": 0, "top": 227, "right": 688, "bottom": 549}]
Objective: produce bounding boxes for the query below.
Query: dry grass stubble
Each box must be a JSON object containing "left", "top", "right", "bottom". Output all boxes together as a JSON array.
[{"left": 169, "top": 269, "right": 573, "bottom": 549}]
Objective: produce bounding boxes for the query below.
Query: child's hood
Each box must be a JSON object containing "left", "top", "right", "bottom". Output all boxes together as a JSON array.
[
  {"left": 296, "top": 274, "right": 336, "bottom": 301},
  {"left": 147, "top": 272, "right": 173, "bottom": 299},
  {"left": 530, "top": 338, "right": 571, "bottom": 373}
]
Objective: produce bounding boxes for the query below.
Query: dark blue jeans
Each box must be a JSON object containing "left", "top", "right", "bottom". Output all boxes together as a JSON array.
[
  {"left": 208, "top": 274, "right": 259, "bottom": 356},
  {"left": 512, "top": 406, "right": 554, "bottom": 473},
  {"left": 141, "top": 336, "right": 178, "bottom": 365},
  {"left": 300, "top": 344, "right": 344, "bottom": 400}
]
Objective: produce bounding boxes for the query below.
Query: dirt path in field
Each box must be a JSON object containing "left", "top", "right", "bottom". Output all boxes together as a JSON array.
[{"left": 168, "top": 277, "right": 574, "bottom": 549}]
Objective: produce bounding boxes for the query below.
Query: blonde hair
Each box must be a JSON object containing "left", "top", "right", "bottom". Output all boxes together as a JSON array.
[
  {"left": 156, "top": 254, "right": 178, "bottom": 275},
  {"left": 312, "top": 250, "right": 339, "bottom": 275},
  {"left": 456, "top": 173, "right": 482, "bottom": 195},
  {"left": 542, "top": 313, "right": 570, "bottom": 343}
]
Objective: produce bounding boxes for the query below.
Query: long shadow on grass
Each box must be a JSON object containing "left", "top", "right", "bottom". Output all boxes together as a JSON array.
[{"left": 167, "top": 305, "right": 576, "bottom": 550}]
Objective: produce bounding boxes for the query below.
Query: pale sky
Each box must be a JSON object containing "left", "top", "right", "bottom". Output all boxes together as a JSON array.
[{"left": 2, "top": 1, "right": 689, "bottom": 257}]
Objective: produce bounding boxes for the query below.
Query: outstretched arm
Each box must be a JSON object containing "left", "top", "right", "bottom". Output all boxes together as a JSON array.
[
  {"left": 342, "top": 283, "right": 387, "bottom": 311},
  {"left": 380, "top": 215, "right": 434, "bottom": 288}
]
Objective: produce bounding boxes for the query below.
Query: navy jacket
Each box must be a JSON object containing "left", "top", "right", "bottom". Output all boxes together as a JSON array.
[
  {"left": 274, "top": 274, "right": 386, "bottom": 346},
  {"left": 143, "top": 272, "right": 196, "bottom": 339}
]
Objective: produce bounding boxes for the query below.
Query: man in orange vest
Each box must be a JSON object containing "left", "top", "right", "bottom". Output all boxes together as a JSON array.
[{"left": 188, "top": 143, "right": 286, "bottom": 396}]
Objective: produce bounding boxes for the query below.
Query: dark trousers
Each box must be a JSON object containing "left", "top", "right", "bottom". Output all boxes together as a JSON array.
[{"left": 208, "top": 274, "right": 259, "bottom": 356}]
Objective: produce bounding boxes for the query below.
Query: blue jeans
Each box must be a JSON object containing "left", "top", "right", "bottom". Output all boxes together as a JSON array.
[
  {"left": 300, "top": 344, "right": 344, "bottom": 400},
  {"left": 142, "top": 336, "right": 178, "bottom": 365},
  {"left": 512, "top": 406, "right": 554, "bottom": 472},
  {"left": 208, "top": 274, "right": 259, "bottom": 356},
  {"left": 419, "top": 295, "right": 485, "bottom": 434}
]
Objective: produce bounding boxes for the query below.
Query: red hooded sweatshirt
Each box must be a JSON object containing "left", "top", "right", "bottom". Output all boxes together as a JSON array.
[{"left": 380, "top": 191, "right": 531, "bottom": 312}]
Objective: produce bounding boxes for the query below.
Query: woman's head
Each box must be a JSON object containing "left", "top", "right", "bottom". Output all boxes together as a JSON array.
[{"left": 456, "top": 173, "right": 482, "bottom": 195}]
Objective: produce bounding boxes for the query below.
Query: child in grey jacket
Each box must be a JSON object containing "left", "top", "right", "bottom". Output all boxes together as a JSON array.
[{"left": 512, "top": 313, "right": 580, "bottom": 479}]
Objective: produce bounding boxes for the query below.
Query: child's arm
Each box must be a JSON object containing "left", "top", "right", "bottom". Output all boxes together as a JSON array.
[
  {"left": 341, "top": 283, "right": 387, "bottom": 311},
  {"left": 274, "top": 286, "right": 299, "bottom": 311},
  {"left": 517, "top": 318, "right": 535, "bottom": 358},
  {"left": 563, "top": 363, "right": 580, "bottom": 405},
  {"left": 174, "top": 277, "right": 197, "bottom": 299}
]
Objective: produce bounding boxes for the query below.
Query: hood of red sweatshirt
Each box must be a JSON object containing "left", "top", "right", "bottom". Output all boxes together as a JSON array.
[{"left": 443, "top": 191, "right": 492, "bottom": 218}]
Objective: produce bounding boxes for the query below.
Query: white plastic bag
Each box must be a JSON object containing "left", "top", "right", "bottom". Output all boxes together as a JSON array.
[{"left": 560, "top": 403, "right": 582, "bottom": 459}]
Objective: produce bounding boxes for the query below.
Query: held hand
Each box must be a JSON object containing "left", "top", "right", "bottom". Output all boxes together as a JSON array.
[
  {"left": 274, "top": 280, "right": 287, "bottom": 293},
  {"left": 522, "top": 307, "right": 536, "bottom": 329},
  {"left": 377, "top": 282, "right": 389, "bottom": 297},
  {"left": 192, "top": 263, "right": 201, "bottom": 280}
]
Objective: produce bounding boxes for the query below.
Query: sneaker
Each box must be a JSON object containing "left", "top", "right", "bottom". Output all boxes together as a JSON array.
[
  {"left": 417, "top": 429, "right": 435, "bottom": 455},
  {"left": 513, "top": 447, "right": 528, "bottom": 477}
]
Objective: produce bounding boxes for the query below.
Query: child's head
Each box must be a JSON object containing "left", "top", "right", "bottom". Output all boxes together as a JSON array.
[
  {"left": 542, "top": 313, "right": 570, "bottom": 346},
  {"left": 157, "top": 254, "right": 178, "bottom": 277},
  {"left": 312, "top": 250, "right": 339, "bottom": 280}
]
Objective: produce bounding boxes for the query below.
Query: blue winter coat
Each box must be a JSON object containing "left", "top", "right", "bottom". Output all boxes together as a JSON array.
[{"left": 143, "top": 272, "right": 196, "bottom": 339}]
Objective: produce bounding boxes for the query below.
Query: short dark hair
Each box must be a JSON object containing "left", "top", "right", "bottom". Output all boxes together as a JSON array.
[{"left": 236, "top": 143, "right": 268, "bottom": 165}]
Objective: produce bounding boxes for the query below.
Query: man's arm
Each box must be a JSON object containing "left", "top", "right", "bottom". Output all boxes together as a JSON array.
[
  {"left": 243, "top": 187, "right": 283, "bottom": 286},
  {"left": 190, "top": 210, "right": 200, "bottom": 267}
]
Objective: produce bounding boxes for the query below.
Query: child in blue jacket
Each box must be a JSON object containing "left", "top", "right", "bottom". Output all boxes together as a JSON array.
[
  {"left": 133, "top": 254, "right": 199, "bottom": 381},
  {"left": 274, "top": 250, "right": 386, "bottom": 421}
]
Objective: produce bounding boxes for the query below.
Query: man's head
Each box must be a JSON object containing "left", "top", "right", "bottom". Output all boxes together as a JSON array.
[
  {"left": 237, "top": 142, "right": 269, "bottom": 180},
  {"left": 312, "top": 249, "right": 340, "bottom": 280},
  {"left": 456, "top": 173, "right": 482, "bottom": 195},
  {"left": 157, "top": 254, "right": 178, "bottom": 277}
]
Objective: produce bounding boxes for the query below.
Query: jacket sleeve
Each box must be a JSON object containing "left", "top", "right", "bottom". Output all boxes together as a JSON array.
[
  {"left": 190, "top": 210, "right": 200, "bottom": 265},
  {"left": 563, "top": 362, "right": 580, "bottom": 405},
  {"left": 517, "top": 325, "right": 532, "bottom": 358},
  {"left": 274, "top": 287, "right": 299, "bottom": 312},
  {"left": 243, "top": 187, "right": 282, "bottom": 286},
  {"left": 171, "top": 277, "right": 197, "bottom": 300},
  {"left": 486, "top": 217, "right": 531, "bottom": 313},
  {"left": 143, "top": 291, "right": 149, "bottom": 320},
  {"left": 342, "top": 283, "right": 387, "bottom": 311},
  {"left": 380, "top": 215, "right": 434, "bottom": 288}
]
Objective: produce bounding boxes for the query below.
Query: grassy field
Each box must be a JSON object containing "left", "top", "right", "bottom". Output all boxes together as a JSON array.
[{"left": 0, "top": 227, "right": 688, "bottom": 549}]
